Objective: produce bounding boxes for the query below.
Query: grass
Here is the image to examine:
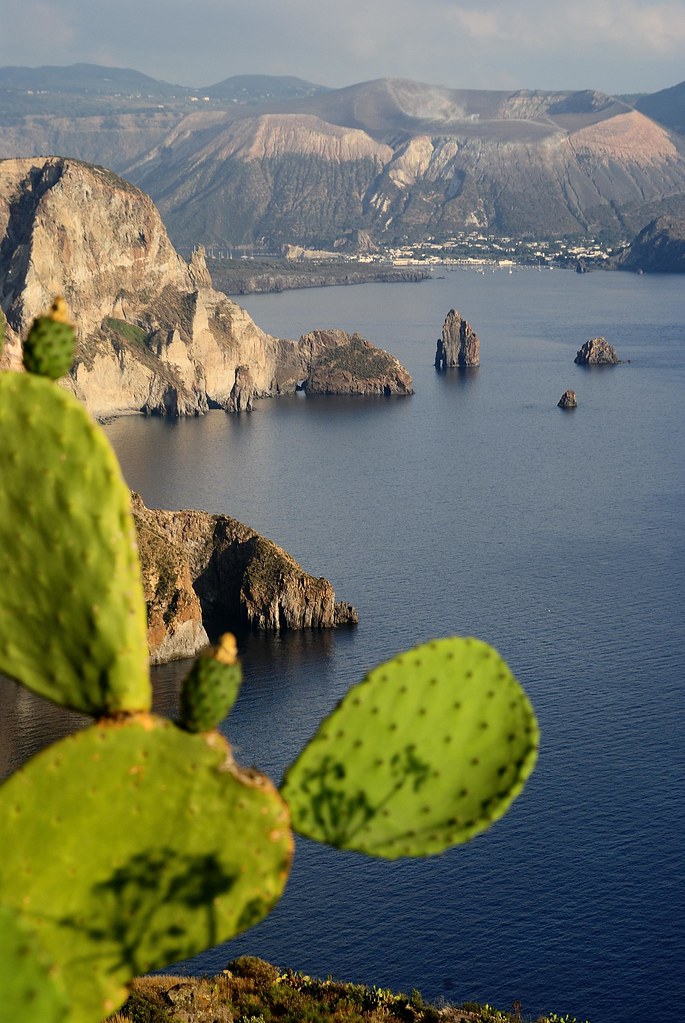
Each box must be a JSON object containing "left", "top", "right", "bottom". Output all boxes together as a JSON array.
[
  {"left": 313, "top": 335, "right": 397, "bottom": 380},
  {"left": 109, "top": 956, "right": 589, "bottom": 1023},
  {"left": 104, "top": 317, "right": 149, "bottom": 347}
]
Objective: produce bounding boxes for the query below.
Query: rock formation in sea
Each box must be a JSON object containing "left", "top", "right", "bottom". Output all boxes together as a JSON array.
[
  {"left": 0, "top": 156, "right": 412, "bottom": 416},
  {"left": 300, "top": 329, "right": 414, "bottom": 395},
  {"left": 132, "top": 493, "right": 358, "bottom": 664},
  {"left": 228, "top": 365, "right": 255, "bottom": 412},
  {"left": 574, "top": 337, "right": 622, "bottom": 365},
  {"left": 557, "top": 389, "right": 578, "bottom": 408},
  {"left": 434, "top": 309, "right": 480, "bottom": 369}
]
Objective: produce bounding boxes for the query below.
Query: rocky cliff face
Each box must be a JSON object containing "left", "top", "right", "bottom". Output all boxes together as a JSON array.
[
  {"left": 0, "top": 157, "right": 412, "bottom": 414},
  {"left": 132, "top": 493, "right": 358, "bottom": 664},
  {"left": 435, "top": 310, "right": 480, "bottom": 369}
]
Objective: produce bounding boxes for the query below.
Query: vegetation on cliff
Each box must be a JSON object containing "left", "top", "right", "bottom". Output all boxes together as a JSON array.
[{"left": 110, "top": 956, "right": 587, "bottom": 1023}]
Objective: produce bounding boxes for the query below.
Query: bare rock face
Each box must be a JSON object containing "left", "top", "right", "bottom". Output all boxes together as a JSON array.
[
  {"left": 300, "top": 329, "right": 414, "bottom": 395},
  {"left": 574, "top": 337, "right": 621, "bottom": 365},
  {"left": 435, "top": 309, "right": 480, "bottom": 369},
  {"left": 132, "top": 493, "right": 357, "bottom": 662},
  {"left": 135, "top": 506, "right": 210, "bottom": 665},
  {"left": 0, "top": 157, "right": 412, "bottom": 416},
  {"left": 228, "top": 364, "right": 254, "bottom": 412},
  {"left": 558, "top": 389, "right": 578, "bottom": 408}
]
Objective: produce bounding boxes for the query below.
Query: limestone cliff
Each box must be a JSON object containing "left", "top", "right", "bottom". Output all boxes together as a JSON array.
[
  {"left": 132, "top": 494, "right": 358, "bottom": 664},
  {"left": 0, "top": 156, "right": 412, "bottom": 415}
]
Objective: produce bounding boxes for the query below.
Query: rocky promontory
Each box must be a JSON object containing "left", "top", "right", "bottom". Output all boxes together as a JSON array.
[
  {"left": 615, "top": 215, "right": 685, "bottom": 273},
  {"left": 435, "top": 309, "right": 480, "bottom": 369},
  {"left": 300, "top": 329, "right": 413, "bottom": 395},
  {"left": 574, "top": 337, "right": 623, "bottom": 365},
  {"left": 0, "top": 157, "right": 412, "bottom": 417},
  {"left": 132, "top": 493, "right": 358, "bottom": 664}
]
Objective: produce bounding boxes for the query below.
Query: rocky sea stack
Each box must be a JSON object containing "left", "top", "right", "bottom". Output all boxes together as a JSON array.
[
  {"left": 558, "top": 389, "right": 578, "bottom": 408},
  {"left": 435, "top": 309, "right": 480, "bottom": 369},
  {"left": 574, "top": 337, "right": 623, "bottom": 365}
]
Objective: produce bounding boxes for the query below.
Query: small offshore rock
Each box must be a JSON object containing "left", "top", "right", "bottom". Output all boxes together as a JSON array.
[
  {"left": 558, "top": 389, "right": 577, "bottom": 408},
  {"left": 574, "top": 337, "right": 621, "bottom": 365},
  {"left": 435, "top": 309, "right": 480, "bottom": 369}
]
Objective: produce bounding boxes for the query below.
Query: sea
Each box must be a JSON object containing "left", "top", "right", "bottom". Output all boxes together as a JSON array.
[{"left": 2, "top": 267, "right": 684, "bottom": 1023}]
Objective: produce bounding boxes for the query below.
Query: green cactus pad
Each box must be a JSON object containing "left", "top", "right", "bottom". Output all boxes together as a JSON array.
[
  {"left": 22, "top": 298, "right": 76, "bottom": 380},
  {"left": 0, "top": 372, "right": 150, "bottom": 714},
  {"left": 0, "top": 716, "right": 292, "bottom": 1023},
  {"left": 180, "top": 633, "right": 243, "bottom": 732},
  {"left": 281, "top": 637, "right": 539, "bottom": 859},
  {"left": 0, "top": 905, "right": 69, "bottom": 1023}
]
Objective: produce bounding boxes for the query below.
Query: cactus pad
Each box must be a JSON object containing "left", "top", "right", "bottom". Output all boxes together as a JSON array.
[
  {"left": 0, "top": 905, "right": 69, "bottom": 1023},
  {"left": 22, "top": 298, "right": 76, "bottom": 380},
  {"left": 281, "top": 637, "right": 539, "bottom": 858},
  {"left": 0, "top": 716, "right": 292, "bottom": 1023},
  {"left": 180, "top": 633, "right": 243, "bottom": 732},
  {"left": 0, "top": 372, "right": 150, "bottom": 714}
]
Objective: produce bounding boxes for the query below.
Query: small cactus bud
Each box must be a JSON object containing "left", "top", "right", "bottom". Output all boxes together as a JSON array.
[
  {"left": 23, "top": 297, "right": 76, "bottom": 379},
  {"left": 179, "top": 633, "right": 243, "bottom": 732}
]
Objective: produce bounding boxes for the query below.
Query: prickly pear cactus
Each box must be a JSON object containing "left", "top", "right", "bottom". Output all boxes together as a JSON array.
[
  {"left": 281, "top": 637, "right": 539, "bottom": 858},
  {"left": 0, "top": 717, "right": 292, "bottom": 1023},
  {"left": 0, "top": 905, "right": 69, "bottom": 1023},
  {"left": 22, "top": 297, "right": 76, "bottom": 379},
  {"left": 180, "top": 633, "right": 243, "bottom": 732},
  {"left": 0, "top": 371, "right": 150, "bottom": 714}
]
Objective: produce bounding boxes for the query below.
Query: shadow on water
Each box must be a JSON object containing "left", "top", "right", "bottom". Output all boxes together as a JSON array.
[{"left": 434, "top": 365, "right": 480, "bottom": 391}]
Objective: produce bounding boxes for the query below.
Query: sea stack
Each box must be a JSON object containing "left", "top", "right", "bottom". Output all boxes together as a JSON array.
[
  {"left": 435, "top": 309, "right": 480, "bottom": 369},
  {"left": 574, "top": 337, "right": 621, "bottom": 365},
  {"left": 558, "top": 389, "right": 577, "bottom": 408}
]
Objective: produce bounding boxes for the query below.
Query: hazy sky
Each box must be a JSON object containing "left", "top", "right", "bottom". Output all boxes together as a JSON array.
[{"left": 1, "top": 0, "right": 683, "bottom": 95}]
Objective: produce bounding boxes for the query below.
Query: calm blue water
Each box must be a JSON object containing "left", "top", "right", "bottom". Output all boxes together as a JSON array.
[{"left": 4, "top": 268, "right": 684, "bottom": 1022}]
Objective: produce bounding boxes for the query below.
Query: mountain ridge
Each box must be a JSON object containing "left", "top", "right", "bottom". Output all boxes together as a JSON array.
[{"left": 1, "top": 65, "right": 684, "bottom": 248}]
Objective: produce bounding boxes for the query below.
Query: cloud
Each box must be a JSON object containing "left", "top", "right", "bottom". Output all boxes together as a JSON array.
[{"left": 0, "top": 0, "right": 682, "bottom": 95}]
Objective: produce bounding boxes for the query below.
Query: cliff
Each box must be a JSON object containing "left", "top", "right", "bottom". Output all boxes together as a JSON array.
[
  {"left": 132, "top": 494, "right": 358, "bottom": 664},
  {"left": 0, "top": 157, "right": 413, "bottom": 416}
]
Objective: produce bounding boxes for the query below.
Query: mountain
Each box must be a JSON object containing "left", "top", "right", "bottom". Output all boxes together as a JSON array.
[
  {"left": 127, "top": 79, "right": 685, "bottom": 247},
  {"left": 0, "top": 156, "right": 412, "bottom": 416},
  {"left": 635, "top": 81, "right": 685, "bottom": 136},
  {"left": 0, "top": 62, "right": 188, "bottom": 97},
  {"left": 1, "top": 66, "right": 685, "bottom": 247}
]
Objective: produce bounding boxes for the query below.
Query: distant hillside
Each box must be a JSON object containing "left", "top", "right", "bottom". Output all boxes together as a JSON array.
[
  {"left": 1, "top": 66, "right": 685, "bottom": 248},
  {"left": 201, "top": 74, "right": 328, "bottom": 102},
  {"left": 635, "top": 81, "right": 685, "bottom": 136},
  {"left": 615, "top": 215, "right": 685, "bottom": 272},
  {"left": 0, "top": 62, "right": 187, "bottom": 96}
]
